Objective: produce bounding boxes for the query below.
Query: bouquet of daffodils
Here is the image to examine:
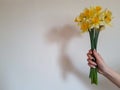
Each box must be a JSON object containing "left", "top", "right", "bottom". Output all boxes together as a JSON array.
[{"left": 74, "top": 6, "right": 112, "bottom": 85}]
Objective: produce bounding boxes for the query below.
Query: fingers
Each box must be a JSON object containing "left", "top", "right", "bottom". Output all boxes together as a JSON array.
[
  {"left": 87, "top": 59, "right": 97, "bottom": 66},
  {"left": 88, "top": 63, "right": 96, "bottom": 68},
  {"left": 87, "top": 49, "right": 97, "bottom": 68},
  {"left": 87, "top": 53, "right": 93, "bottom": 59},
  {"left": 88, "top": 50, "right": 92, "bottom": 54},
  {"left": 87, "top": 57, "right": 97, "bottom": 68},
  {"left": 88, "top": 49, "right": 101, "bottom": 61}
]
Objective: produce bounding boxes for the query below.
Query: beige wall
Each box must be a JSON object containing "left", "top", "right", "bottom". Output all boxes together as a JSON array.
[{"left": 0, "top": 0, "right": 120, "bottom": 90}]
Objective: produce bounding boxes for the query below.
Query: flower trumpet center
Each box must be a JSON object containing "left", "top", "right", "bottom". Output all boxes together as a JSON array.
[
  {"left": 81, "top": 22, "right": 89, "bottom": 32},
  {"left": 92, "top": 17, "right": 100, "bottom": 25}
]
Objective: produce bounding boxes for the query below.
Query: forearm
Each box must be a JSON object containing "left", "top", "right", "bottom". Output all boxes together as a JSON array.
[{"left": 103, "top": 67, "right": 120, "bottom": 88}]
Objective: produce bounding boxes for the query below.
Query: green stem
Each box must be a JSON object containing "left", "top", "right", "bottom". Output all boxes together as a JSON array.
[{"left": 88, "top": 28, "right": 100, "bottom": 85}]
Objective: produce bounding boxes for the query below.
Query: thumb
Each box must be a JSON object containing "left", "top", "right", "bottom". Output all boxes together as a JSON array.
[{"left": 93, "top": 50, "right": 101, "bottom": 62}]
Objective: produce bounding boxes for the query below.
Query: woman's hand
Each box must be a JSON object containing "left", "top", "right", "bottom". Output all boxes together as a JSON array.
[
  {"left": 87, "top": 50, "right": 108, "bottom": 74},
  {"left": 87, "top": 50, "right": 120, "bottom": 88}
]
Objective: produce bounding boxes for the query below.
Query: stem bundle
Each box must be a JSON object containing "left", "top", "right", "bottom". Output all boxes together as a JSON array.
[{"left": 88, "top": 28, "right": 100, "bottom": 85}]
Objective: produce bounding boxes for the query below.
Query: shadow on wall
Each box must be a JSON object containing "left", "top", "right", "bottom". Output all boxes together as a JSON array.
[
  {"left": 46, "top": 24, "right": 119, "bottom": 90},
  {"left": 46, "top": 24, "right": 91, "bottom": 86}
]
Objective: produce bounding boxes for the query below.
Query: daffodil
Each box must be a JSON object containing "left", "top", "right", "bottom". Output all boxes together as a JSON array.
[
  {"left": 81, "top": 22, "right": 90, "bottom": 32},
  {"left": 74, "top": 6, "right": 112, "bottom": 32},
  {"left": 104, "top": 10, "right": 112, "bottom": 24}
]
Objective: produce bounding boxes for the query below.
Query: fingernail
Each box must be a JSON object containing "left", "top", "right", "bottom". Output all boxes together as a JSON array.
[
  {"left": 92, "top": 66, "right": 96, "bottom": 68},
  {"left": 95, "top": 63, "right": 97, "bottom": 66}
]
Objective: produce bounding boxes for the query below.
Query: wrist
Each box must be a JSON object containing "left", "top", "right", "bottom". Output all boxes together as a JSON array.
[{"left": 102, "top": 66, "right": 111, "bottom": 76}]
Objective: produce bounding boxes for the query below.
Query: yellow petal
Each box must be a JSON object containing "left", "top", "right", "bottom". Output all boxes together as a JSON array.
[{"left": 96, "top": 6, "right": 102, "bottom": 12}]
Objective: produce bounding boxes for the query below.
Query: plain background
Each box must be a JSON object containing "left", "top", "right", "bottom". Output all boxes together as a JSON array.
[{"left": 0, "top": 0, "right": 120, "bottom": 90}]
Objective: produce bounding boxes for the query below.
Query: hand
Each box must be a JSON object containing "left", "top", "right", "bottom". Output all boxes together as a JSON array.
[
  {"left": 87, "top": 50, "right": 108, "bottom": 74},
  {"left": 87, "top": 50, "right": 120, "bottom": 88}
]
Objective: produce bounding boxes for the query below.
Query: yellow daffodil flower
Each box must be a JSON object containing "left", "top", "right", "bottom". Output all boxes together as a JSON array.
[
  {"left": 81, "top": 22, "right": 90, "bottom": 32},
  {"left": 74, "top": 6, "right": 112, "bottom": 32},
  {"left": 104, "top": 10, "right": 112, "bottom": 24}
]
